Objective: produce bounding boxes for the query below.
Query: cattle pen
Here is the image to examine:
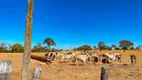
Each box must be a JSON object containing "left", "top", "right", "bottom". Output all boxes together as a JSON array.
[{"left": 0, "top": 51, "right": 141, "bottom": 80}]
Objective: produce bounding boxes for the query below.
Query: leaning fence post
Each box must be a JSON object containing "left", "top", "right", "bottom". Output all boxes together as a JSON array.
[
  {"left": 32, "top": 67, "right": 42, "bottom": 80},
  {"left": 0, "top": 61, "right": 12, "bottom": 80},
  {"left": 101, "top": 66, "right": 108, "bottom": 80}
]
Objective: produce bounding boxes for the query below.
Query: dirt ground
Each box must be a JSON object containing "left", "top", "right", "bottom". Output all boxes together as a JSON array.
[{"left": 0, "top": 50, "right": 142, "bottom": 80}]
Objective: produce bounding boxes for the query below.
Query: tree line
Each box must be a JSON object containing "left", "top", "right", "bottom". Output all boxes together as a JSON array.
[
  {"left": 0, "top": 38, "right": 142, "bottom": 53},
  {"left": 0, "top": 38, "right": 58, "bottom": 53},
  {"left": 75, "top": 40, "right": 142, "bottom": 52}
]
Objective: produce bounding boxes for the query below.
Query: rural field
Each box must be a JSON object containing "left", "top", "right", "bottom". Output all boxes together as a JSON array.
[{"left": 0, "top": 50, "right": 142, "bottom": 80}]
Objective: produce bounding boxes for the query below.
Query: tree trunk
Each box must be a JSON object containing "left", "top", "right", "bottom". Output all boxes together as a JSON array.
[{"left": 22, "top": 0, "right": 34, "bottom": 80}]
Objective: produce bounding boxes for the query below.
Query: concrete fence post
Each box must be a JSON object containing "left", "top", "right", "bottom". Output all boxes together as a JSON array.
[
  {"left": 32, "top": 67, "right": 42, "bottom": 80},
  {"left": 0, "top": 61, "right": 12, "bottom": 80}
]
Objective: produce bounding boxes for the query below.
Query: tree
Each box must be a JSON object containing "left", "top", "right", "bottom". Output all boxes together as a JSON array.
[
  {"left": 43, "top": 38, "right": 56, "bottom": 51},
  {"left": 51, "top": 48, "right": 56, "bottom": 52},
  {"left": 0, "top": 47, "right": 3, "bottom": 52},
  {"left": 11, "top": 44, "right": 24, "bottom": 52},
  {"left": 115, "top": 47, "right": 120, "bottom": 50},
  {"left": 98, "top": 41, "right": 105, "bottom": 52},
  {"left": 8, "top": 44, "right": 12, "bottom": 52},
  {"left": 0, "top": 42, "right": 8, "bottom": 52},
  {"left": 22, "top": 0, "right": 34, "bottom": 80},
  {"left": 135, "top": 45, "right": 142, "bottom": 50},
  {"left": 93, "top": 46, "right": 97, "bottom": 50},
  {"left": 130, "top": 47, "right": 134, "bottom": 50},
  {"left": 111, "top": 44, "right": 117, "bottom": 50},
  {"left": 0, "top": 42, "right": 6, "bottom": 48},
  {"left": 119, "top": 40, "right": 134, "bottom": 52},
  {"left": 59, "top": 49, "right": 63, "bottom": 51},
  {"left": 76, "top": 45, "right": 92, "bottom": 51},
  {"left": 35, "top": 43, "right": 42, "bottom": 52},
  {"left": 103, "top": 45, "right": 112, "bottom": 50},
  {"left": 73, "top": 48, "right": 76, "bottom": 51},
  {"left": 36, "top": 43, "right": 42, "bottom": 48}
]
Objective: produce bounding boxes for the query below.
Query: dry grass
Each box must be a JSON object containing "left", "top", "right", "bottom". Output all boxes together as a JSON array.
[{"left": 0, "top": 50, "right": 142, "bottom": 80}]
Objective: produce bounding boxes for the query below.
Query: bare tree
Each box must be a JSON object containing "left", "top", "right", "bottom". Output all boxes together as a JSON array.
[
  {"left": 8, "top": 44, "right": 12, "bottom": 52},
  {"left": 98, "top": 41, "right": 105, "bottom": 52},
  {"left": 22, "top": 0, "right": 34, "bottom": 80}
]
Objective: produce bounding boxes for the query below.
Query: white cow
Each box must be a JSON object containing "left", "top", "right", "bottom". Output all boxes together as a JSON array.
[
  {"left": 74, "top": 54, "right": 91, "bottom": 65},
  {"left": 103, "top": 53, "right": 116, "bottom": 61},
  {"left": 60, "top": 53, "right": 73, "bottom": 63},
  {"left": 103, "top": 53, "right": 121, "bottom": 62}
]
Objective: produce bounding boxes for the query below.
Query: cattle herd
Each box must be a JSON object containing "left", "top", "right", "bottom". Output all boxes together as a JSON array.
[{"left": 44, "top": 51, "right": 128, "bottom": 65}]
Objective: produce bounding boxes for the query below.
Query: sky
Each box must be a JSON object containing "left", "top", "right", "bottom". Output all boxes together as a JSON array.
[{"left": 0, "top": 0, "right": 142, "bottom": 49}]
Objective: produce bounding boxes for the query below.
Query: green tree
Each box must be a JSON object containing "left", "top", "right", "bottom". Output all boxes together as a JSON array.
[
  {"left": 115, "top": 47, "right": 120, "bottom": 50},
  {"left": 35, "top": 43, "right": 42, "bottom": 52},
  {"left": 103, "top": 45, "right": 112, "bottom": 50},
  {"left": 119, "top": 40, "right": 134, "bottom": 52},
  {"left": 98, "top": 41, "right": 105, "bottom": 52},
  {"left": 76, "top": 45, "right": 92, "bottom": 51},
  {"left": 51, "top": 48, "right": 56, "bottom": 52},
  {"left": 32, "top": 43, "right": 49, "bottom": 52},
  {"left": 130, "top": 47, "right": 134, "bottom": 50},
  {"left": 43, "top": 38, "right": 56, "bottom": 51},
  {"left": 11, "top": 43, "right": 24, "bottom": 52}
]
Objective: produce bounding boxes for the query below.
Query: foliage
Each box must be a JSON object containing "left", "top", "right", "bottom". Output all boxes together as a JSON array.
[
  {"left": 0, "top": 42, "right": 8, "bottom": 52},
  {"left": 115, "top": 47, "right": 120, "bottom": 50},
  {"left": 32, "top": 43, "right": 49, "bottom": 52},
  {"left": 111, "top": 44, "right": 117, "bottom": 50},
  {"left": 58, "top": 49, "right": 63, "bottom": 51},
  {"left": 98, "top": 41, "right": 105, "bottom": 52},
  {"left": 11, "top": 43, "right": 24, "bottom": 52},
  {"left": 119, "top": 40, "right": 134, "bottom": 52},
  {"left": 43, "top": 38, "right": 56, "bottom": 51},
  {"left": 76, "top": 45, "right": 92, "bottom": 51},
  {"left": 51, "top": 48, "right": 56, "bottom": 52},
  {"left": 103, "top": 45, "right": 112, "bottom": 50},
  {"left": 135, "top": 45, "right": 142, "bottom": 50},
  {"left": 130, "top": 47, "right": 134, "bottom": 50},
  {"left": 93, "top": 46, "right": 97, "bottom": 50}
]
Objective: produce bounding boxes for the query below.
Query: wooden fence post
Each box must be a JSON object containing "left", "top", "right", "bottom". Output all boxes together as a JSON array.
[
  {"left": 101, "top": 67, "right": 108, "bottom": 80},
  {"left": 0, "top": 61, "right": 12, "bottom": 80},
  {"left": 32, "top": 67, "right": 42, "bottom": 80}
]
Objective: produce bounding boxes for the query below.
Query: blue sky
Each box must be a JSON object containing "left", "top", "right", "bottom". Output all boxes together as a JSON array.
[{"left": 0, "top": 0, "right": 142, "bottom": 49}]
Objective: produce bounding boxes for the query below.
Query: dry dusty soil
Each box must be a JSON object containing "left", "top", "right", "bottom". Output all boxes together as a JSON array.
[{"left": 0, "top": 50, "right": 142, "bottom": 80}]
